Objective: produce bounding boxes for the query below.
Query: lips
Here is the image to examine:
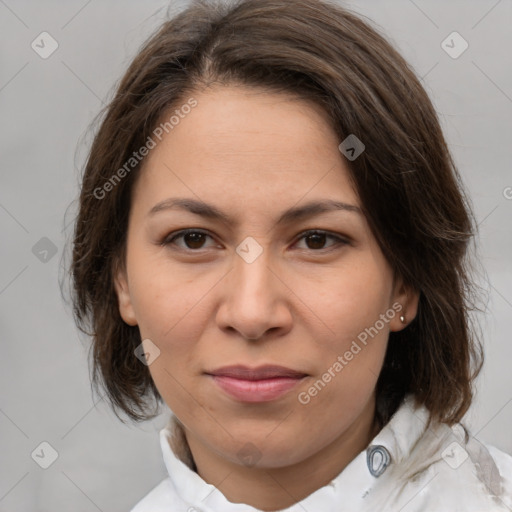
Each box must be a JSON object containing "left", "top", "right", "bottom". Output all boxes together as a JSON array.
[
  {"left": 205, "top": 365, "right": 308, "bottom": 402},
  {"left": 206, "top": 364, "right": 307, "bottom": 380}
]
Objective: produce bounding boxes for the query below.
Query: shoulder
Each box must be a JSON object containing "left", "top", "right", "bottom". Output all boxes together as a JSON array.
[
  {"left": 129, "top": 477, "right": 184, "bottom": 512},
  {"left": 486, "top": 442, "right": 512, "bottom": 507},
  {"left": 367, "top": 396, "right": 512, "bottom": 511},
  {"left": 392, "top": 421, "right": 512, "bottom": 511}
]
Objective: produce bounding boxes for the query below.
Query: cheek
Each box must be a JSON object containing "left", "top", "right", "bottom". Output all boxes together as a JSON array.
[
  {"left": 126, "top": 255, "right": 218, "bottom": 392},
  {"left": 131, "top": 272, "right": 209, "bottom": 419},
  {"left": 308, "top": 258, "right": 393, "bottom": 345},
  {"left": 300, "top": 254, "right": 392, "bottom": 402},
  {"left": 298, "top": 280, "right": 391, "bottom": 422},
  {"left": 127, "top": 248, "right": 212, "bottom": 342}
]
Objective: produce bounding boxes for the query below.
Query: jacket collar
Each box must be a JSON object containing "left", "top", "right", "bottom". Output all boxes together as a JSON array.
[{"left": 159, "top": 394, "right": 431, "bottom": 511}]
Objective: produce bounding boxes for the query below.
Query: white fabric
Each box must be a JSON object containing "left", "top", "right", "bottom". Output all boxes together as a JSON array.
[{"left": 131, "top": 395, "right": 512, "bottom": 511}]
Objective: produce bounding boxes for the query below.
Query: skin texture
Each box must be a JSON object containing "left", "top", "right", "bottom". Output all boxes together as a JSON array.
[{"left": 114, "top": 84, "right": 419, "bottom": 511}]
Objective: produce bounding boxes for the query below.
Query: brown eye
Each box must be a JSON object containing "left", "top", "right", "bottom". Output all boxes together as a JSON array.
[
  {"left": 304, "top": 232, "right": 327, "bottom": 249},
  {"left": 182, "top": 232, "right": 207, "bottom": 249},
  {"left": 162, "top": 229, "right": 215, "bottom": 250},
  {"left": 295, "top": 230, "right": 348, "bottom": 251}
]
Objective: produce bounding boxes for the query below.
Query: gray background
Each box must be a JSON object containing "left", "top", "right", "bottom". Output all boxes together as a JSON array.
[{"left": 1, "top": 0, "right": 511, "bottom": 510}]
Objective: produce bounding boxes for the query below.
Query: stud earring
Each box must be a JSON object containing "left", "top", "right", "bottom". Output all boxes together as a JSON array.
[{"left": 400, "top": 314, "right": 406, "bottom": 324}]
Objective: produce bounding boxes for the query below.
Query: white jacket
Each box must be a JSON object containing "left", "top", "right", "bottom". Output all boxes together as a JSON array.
[{"left": 131, "top": 395, "right": 512, "bottom": 511}]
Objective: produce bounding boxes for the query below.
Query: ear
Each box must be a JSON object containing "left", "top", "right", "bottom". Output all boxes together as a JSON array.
[
  {"left": 389, "top": 275, "right": 419, "bottom": 332},
  {"left": 113, "top": 265, "right": 138, "bottom": 327}
]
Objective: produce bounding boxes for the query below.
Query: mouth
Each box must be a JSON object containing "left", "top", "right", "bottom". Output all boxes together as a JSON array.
[{"left": 205, "top": 364, "right": 308, "bottom": 403}]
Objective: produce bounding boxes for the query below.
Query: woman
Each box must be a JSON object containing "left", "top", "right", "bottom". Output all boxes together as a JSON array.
[{"left": 70, "top": 0, "right": 512, "bottom": 510}]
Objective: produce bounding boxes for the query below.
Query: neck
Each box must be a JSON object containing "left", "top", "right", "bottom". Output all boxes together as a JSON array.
[{"left": 180, "top": 397, "right": 379, "bottom": 511}]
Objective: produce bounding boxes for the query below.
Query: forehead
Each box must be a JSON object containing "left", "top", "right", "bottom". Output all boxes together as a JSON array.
[{"left": 132, "top": 85, "right": 359, "bottom": 215}]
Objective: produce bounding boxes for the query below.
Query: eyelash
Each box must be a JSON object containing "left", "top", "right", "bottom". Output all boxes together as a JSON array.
[{"left": 161, "top": 229, "right": 350, "bottom": 253}]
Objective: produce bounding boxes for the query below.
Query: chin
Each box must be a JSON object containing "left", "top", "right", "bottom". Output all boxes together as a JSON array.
[{"left": 218, "top": 430, "right": 309, "bottom": 469}]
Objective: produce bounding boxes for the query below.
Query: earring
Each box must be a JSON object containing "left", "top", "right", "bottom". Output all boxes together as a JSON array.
[{"left": 399, "top": 314, "right": 406, "bottom": 324}]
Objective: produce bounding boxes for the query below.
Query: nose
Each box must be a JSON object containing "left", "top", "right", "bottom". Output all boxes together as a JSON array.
[{"left": 215, "top": 245, "right": 293, "bottom": 341}]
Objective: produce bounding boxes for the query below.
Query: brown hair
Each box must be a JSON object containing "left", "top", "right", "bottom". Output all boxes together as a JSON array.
[{"left": 68, "top": 0, "right": 483, "bottom": 427}]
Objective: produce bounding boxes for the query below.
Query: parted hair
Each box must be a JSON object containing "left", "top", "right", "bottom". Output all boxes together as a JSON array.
[{"left": 69, "top": 0, "right": 484, "bottom": 429}]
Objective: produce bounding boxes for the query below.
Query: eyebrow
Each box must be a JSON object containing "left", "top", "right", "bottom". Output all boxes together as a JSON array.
[{"left": 147, "top": 197, "right": 362, "bottom": 225}]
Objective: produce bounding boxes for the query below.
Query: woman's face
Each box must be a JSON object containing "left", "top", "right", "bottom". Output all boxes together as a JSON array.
[{"left": 115, "top": 85, "right": 415, "bottom": 470}]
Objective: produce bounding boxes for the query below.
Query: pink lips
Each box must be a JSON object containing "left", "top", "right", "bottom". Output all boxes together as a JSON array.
[{"left": 206, "top": 365, "right": 307, "bottom": 403}]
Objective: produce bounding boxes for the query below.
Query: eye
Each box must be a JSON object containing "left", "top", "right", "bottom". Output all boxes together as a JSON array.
[
  {"left": 161, "top": 229, "right": 217, "bottom": 250},
  {"left": 294, "top": 230, "right": 349, "bottom": 251},
  {"left": 161, "top": 228, "right": 349, "bottom": 253}
]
